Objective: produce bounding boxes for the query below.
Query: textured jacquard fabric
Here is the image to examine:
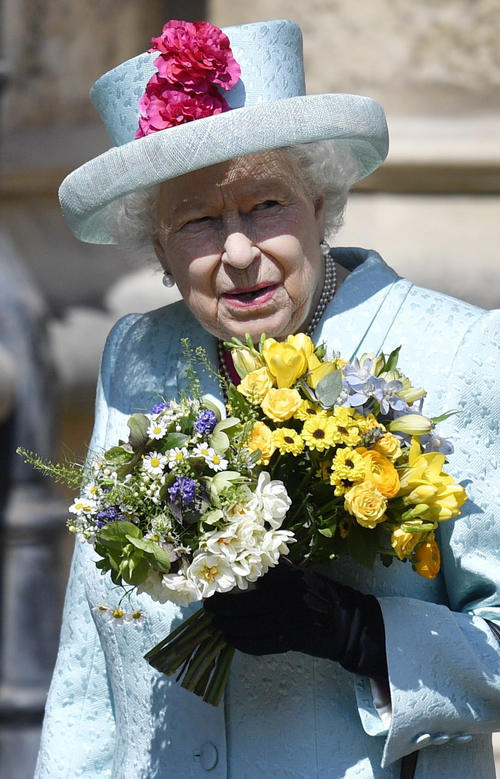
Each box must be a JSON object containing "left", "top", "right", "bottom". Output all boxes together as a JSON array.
[{"left": 36, "top": 250, "right": 500, "bottom": 778}]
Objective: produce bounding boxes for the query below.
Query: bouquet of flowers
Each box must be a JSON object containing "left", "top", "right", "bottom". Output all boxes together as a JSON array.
[{"left": 18, "top": 335, "right": 467, "bottom": 705}]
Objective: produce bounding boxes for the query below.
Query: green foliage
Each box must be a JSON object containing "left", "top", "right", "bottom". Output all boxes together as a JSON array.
[
  {"left": 127, "top": 414, "right": 150, "bottom": 449},
  {"left": 16, "top": 447, "right": 83, "bottom": 489},
  {"left": 315, "top": 369, "right": 342, "bottom": 408},
  {"left": 383, "top": 345, "right": 401, "bottom": 372},
  {"left": 94, "top": 520, "right": 170, "bottom": 586}
]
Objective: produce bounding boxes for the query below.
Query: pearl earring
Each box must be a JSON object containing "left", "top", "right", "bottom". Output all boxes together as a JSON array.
[{"left": 162, "top": 271, "right": 175, "bottom": 288}]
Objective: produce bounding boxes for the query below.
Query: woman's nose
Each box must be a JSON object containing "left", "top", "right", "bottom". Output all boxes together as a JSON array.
[{"left": 222, "top": 230, "right": 259, "bottom": 269}]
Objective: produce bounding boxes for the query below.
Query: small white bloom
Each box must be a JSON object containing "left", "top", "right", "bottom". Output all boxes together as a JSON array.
[
  {"left": 147, "top": 419, "right": 168, "bottom": 439},
  {"left": 193, "top": 443, "right": 228, "bottom": 472},
  {"left": 68, "top": 497, "right": 97, "bottom": 516},
  {"left": 142, "top": 451, "right": 167, "bottom": 476},
  {"left": 83, "top": 483, "right": 101, "bottom": 499},
  {"left": 165, "top": 447, "right": 189, "bottom": 469}
]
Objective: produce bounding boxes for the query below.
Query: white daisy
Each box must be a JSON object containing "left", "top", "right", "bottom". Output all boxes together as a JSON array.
[
  {"left": 193, "top": 443, "right": 228, "bottom": 472},
  {"left": 147, "top": 419, "right": 168, "bottom": 440},
  {"left": 68, "top": 497, "right": 97, "bottom": 516},
  {"left": 142, "top": 451, "right": 167, "bottom": 476},
  {"left": 165, "top": 447, "right": 189, "bottom": 469}
]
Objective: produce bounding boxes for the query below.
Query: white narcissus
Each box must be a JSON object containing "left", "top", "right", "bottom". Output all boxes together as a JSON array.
[{"left": 248, "top": 471, "right": 291, "bottom": 528}]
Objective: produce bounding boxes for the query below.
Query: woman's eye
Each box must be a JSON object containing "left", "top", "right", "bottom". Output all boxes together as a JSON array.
[
  {"left": 183, "top": 215, "right": 213, "bottom": 228},
  {"left": 253, "top": 200, "right": 280, "bottom": 211}
]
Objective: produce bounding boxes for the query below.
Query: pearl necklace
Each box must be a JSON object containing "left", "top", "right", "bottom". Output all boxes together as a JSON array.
[{"left": 217, "top": 249, "right": 336, "bottom": 384}]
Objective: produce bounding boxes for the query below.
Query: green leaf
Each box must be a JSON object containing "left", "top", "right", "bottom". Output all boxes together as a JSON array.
[
  {"left": 127, "top": 414, "right": 150, "bottom": 449},
  {"left": 104, "top": 446, "right": 134, "bottom": 466},
  {"left": 163, "top": 432, "right": 190, "bottom": 449},
  {"left": 97, "top": 521, "right": 141, "bottom": 550},
  {"left": 210, "top": 430, "right": 230, "bottom": 454},
  {"left": 431, "top": 409, "right": 459, "bottom": 424},
  {"left": 214, "top": 416, "right": 240, "bottom": 432},
  {"left": 384, "top": 346, "right": 401, "bottom": 372},
  {"left": 126, "top": 535, "right": 171, "bottom": 573},
  {"left": 318, "top": 527, "right": 334, "bottom": 538},
  {"left": 315, "top": 370, "right": 342, "bottom": 408}
]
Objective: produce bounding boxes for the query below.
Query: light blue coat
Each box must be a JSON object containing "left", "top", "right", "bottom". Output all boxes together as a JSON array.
[{"left": 35, "top": 250, "right": 500, "bottom": 778}]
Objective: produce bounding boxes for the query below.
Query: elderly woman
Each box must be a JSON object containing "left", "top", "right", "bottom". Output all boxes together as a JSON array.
[{"left": 36, "top": 19, "right": 499, "bottom": 779}]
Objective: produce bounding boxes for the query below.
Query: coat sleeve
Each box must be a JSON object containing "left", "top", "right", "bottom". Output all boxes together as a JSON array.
[
  {"left": 358, "top": 309, "right": 500, "bottom": 768},
  {"left": 35, "top": 314, "right": 141, "bottom": 778}
]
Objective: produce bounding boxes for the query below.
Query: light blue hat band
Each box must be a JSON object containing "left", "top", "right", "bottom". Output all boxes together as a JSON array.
[{"left": 60, "top": 19, "right": 388, "bottom": 244}]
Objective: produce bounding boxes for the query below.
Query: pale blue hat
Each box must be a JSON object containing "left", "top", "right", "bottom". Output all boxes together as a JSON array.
[{"left": 59, "top": 19, "right": 388, "bottom": 244}]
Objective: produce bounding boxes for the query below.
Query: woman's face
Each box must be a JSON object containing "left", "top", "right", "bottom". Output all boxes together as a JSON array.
[{"left": 154, "top": 150, "right": 326, "bottom": 342}]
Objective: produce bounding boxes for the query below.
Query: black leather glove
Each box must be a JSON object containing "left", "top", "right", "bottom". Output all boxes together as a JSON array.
[{"left": 204, "top": 561, "right": 389, "bottom": 685}]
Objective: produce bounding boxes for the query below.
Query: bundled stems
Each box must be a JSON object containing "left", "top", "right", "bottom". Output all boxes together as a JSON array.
[{"left": 144, "top": 607, "right": 233, "bottom": 705}]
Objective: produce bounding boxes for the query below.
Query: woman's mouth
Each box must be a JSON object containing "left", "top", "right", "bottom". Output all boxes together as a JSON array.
[{"left": 222, "top": 283, "right": 279, "bottom": 309}]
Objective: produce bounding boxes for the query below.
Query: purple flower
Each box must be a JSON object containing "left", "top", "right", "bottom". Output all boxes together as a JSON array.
[
  {"left": 194, "top": 409, "right": 218, "bottom": 435},
  {"left": 168, "top": 477, "right": 197, "bottom": 505},
  {"left": 95, "top": 505, "right": 125, "bottom": 528},
  {"left": 151, "top": 401, "right": 169, "bottom": 414}
]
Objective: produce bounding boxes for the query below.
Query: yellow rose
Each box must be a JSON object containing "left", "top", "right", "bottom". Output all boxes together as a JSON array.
[
  {"left": 344, "top": 482, "right": 387, "bottom": 528},
  {"left": 238, "top": 367, "right": 274, "bottom": 405},
  {"left": 246, "top": 421, "right": 275, "bottom": 465},
  {"left": 262, "top": 340, "right": 307, "bottom": 388},
  {"left": 391, "top": 520, "right": 425, "bottom": 560},
  {"left": 261, "top": 388, "right": 302, "bottom": 422},
  {"left": 372, "top": 432, "right": 402, "bottom": 461},
  {"left": 357, "top": 448, "right": 400, "bottom": 498},
  {"left": 413, "top": 539, "right": 441, "bottom": 579}
]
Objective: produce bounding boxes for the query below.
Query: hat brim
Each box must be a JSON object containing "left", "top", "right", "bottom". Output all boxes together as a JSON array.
[{"left": 59, "top": 93, "right": 388, "bottom": 244}]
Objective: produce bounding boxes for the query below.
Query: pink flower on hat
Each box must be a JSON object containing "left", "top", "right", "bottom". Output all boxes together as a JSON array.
[
  {"left": 137, "top": 79, "right": 229, "bottom": 136},
  {"left": 136, "top": 20, "right": 240, "bottom": 138},
  {"left": 151, "top": 19, "right": 240, "bottom": 92}
]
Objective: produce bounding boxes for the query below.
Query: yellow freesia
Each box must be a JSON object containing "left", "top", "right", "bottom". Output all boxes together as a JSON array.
[
  {"left": 398, "top": 439, "right": 467, "bottom": 521},
  {"left": 262, "top": 339, "right": 307, "bottom": 388},
  {"left": 231, "top": 348, "right": 263, "bottom": 379},
  {"left": 286, "top": 333, "right": 315, "bottom": 358}
]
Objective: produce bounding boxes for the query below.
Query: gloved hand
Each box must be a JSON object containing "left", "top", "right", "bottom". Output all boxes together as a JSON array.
[{"left": 204, "top": 561, "right": 389, "bottom": 685}]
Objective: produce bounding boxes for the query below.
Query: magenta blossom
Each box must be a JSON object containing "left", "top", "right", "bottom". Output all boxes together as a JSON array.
[
  {"left": 150, "top": 20, "right": 240, "bottom": 91},
  {"left": 135, "top": 20, "right": 240, "bottom": 138}
]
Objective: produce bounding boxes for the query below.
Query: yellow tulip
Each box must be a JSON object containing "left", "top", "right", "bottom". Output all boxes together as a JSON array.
[{"left": 262, "top": 340, "right": 308, "bottom": 388}]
